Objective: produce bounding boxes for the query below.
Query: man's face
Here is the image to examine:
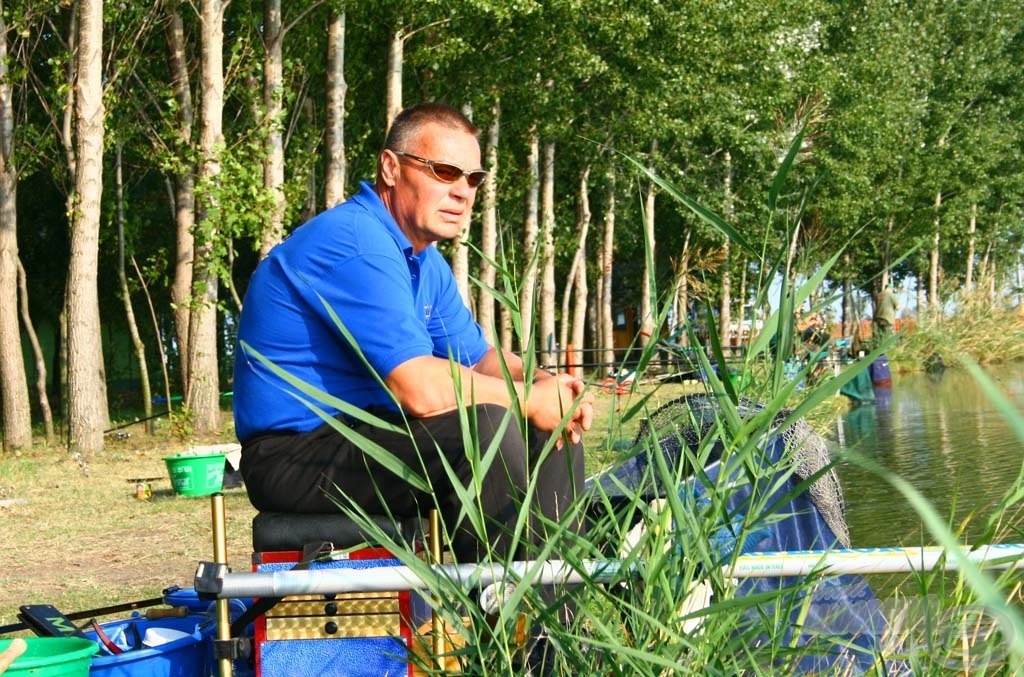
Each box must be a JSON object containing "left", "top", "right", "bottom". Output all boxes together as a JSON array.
[{"left": 378, "top": 122, "right": 483, "bottom": 253}]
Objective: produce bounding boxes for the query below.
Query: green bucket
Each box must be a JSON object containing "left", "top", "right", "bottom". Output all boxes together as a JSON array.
[
  {"left": 0, "top": 637, "right": 97, "bottom": 676},
  {"left": 163, "top": 452, "right": 225, "bottom": 496}
]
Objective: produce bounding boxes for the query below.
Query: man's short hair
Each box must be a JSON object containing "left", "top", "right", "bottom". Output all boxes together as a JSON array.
[{"left": 384, "top": 103, "right": 480, "bottom": 152}]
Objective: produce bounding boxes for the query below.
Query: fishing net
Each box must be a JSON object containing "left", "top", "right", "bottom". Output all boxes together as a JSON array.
[
  {"left": 585, "top": 393, "right": 893, "bottom": 675},
  {"left": 593, "top": 392, "right": 851, "bottom": 548}
]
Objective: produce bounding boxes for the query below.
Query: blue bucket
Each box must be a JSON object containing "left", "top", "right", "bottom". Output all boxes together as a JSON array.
[
  {"left": 85, "top": 615, "right": 214, "bottom": 677},
  {"left": 869, "top": 354, "right": 892, "bottom": 387}
]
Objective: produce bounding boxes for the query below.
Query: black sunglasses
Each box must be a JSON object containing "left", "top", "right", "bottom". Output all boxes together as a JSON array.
[{"left": 392, "top": 150, "right": 488, "bottom": 188}]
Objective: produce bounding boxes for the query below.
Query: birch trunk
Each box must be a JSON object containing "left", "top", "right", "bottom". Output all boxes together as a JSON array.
[
  {"left": 916, "top": 270, "right": 925, "bottom": 320},
  {"left": 324, "top": 9, "right": 347, "bottom": 208},
  {"left": 0, "top": 6, "right": 31, "bottom": 449},
  {"left": 59, "top": 8, "right": 78, "bottom": 428},
  {"left": 929, "top": 190, "right": 941, "bottom": 315},
  {"left": 569, "top": 167, "right": 591, "bottom": 375},
  {"left": 558, "top": 167, "right": 590, "bottom": 359},
  {"left": 165, "top": 6, "right": 195, "bottom": 385},
  {"left": 638, "top": 143, "right": 657, "bottom": 348},
  {"left": 539, "top": 141, "right": 556, "bottom": 365},
  {"left": 115, "top": 143, "right": 153, "bottom": 434},
  {"left": 519, "top": 127, "right": 539, "bottom": 359},
  {"left": 385, "top": 26, "right": 403, "bottom": 133},
  {"left": 67, "top": 0, "right": 108, "bottom": 453},
  {"left": 476, "top": 101, "right": 499, "bottom": 345},
  {"left": 736, "top": 261, "right": 747, "bottom": 341},
  {"left": 449, "top": 103, "right": 473, "bottom": 307},
  {"left": 260, "top": 0, "right": 285, "bottom": 259},
  {"left": 18, "top": 260, "right": 54, "bottom": 443},
  {"left": 599, "top": 171, "right": 616, "bottom": 373},
  {"left": 186, "top": 0, "right": 225, "bottom": 433},
  {"left": 881, "top": 214, "right": 894, "bottom": 289},
  {"left": 965, "top": 202, "right": 977, "bottom": 290}
]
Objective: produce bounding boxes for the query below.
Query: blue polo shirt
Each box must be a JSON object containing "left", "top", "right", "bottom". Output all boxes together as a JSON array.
[{"left": 233, "top": 181, "right": 489, "bottom": 441}]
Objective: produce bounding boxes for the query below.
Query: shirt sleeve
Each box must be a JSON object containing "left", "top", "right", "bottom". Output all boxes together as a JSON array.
[{"left": 424, "top": 248, "right": 490, "bottom": 367}]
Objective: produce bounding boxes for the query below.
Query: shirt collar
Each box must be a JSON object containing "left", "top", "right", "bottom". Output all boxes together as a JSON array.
[{"left": 351, "top": 180, "right": 426, "bottom": 260}]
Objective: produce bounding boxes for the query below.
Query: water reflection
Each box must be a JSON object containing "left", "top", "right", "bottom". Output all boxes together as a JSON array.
[{"left": 834, "top": 363, "right": 1024, "bottom": 547}]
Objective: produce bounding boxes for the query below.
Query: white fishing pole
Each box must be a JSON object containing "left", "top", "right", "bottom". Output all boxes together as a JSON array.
[
  {"left": 726, "top": 543, "right": 1024, "bottom": 578},
  {"left": 196, "top": 544, "right": 1024, "bottom": 602}
]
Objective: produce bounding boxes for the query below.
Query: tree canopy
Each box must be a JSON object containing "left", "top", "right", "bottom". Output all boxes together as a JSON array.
[{"left": 0, "top": 0, "right": 1021, "bottom": 450}]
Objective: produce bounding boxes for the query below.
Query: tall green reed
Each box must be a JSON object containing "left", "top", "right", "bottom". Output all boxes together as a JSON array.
[{"left": 243, "top": 125, "right": 1024, "bottom": 674}]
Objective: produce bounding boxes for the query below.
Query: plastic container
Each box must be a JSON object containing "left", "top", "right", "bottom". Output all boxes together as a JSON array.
[
  {"left": 161, "top": 586, "right": 212, "bottom": 616},
  {"left": 0, "top": 637, "right": 97, "bottom": 677},
  {"left": 84, "top": 614, "right": 214, "bottom": 677},
  {"left": 163, "top": 452, "right": 225, "bottom": 496},
  {"left": 869, "top": 354, "right": 892, "bottom": 388}
]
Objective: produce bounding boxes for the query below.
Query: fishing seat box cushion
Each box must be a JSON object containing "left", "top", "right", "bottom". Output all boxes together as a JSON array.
[{"left": 251, "top": 511, "right": 428, "bottom": 677}]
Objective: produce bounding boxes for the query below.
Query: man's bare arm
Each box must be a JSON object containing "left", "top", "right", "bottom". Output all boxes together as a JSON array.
[{"left": 385, "top": 352, "right": 592, "bottom": 436}]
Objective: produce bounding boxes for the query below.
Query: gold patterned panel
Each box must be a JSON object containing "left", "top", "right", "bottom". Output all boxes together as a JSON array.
[
  {"left": 267, "top": 597, "right": 400, "bottom": 617},
  {"left": 264, "top": 614, "right": 401, "bottom": 640}
]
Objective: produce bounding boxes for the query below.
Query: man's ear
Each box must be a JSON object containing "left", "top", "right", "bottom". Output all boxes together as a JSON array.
[{"left": 379, "top": 150, "right": 400, "bottom": 187}]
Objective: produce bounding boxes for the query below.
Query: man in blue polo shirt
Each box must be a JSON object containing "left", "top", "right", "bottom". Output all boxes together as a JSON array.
[{"left": 234, "top": 102, "right": 592, "bottom": 563}]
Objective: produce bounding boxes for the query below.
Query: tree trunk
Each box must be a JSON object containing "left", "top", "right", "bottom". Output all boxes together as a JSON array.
[
  {"left": 67, "top": 0, "right": 108, "bottom": 453},
  {"left": 599, "top": 170, "right": 616, "bottom": 373},
  {"left": 842, "top": 253, "right": 854, "bottom": 339},
  {"left": 639, "top": 142, "right": 657, "bottom": 348},
  {"left": 186, "top": 0, "right": 225, "bottom": 434},
  {"left": 499, "top": 304, "right": 512, "bottom": 354},
  {"left": 300, "top": 98, "right": 317, "bottom": 223},
  {"left": 17, "top": 260, "right": 54, "bottom": 443},
  {"left": 165, "top": 6, "right": 195, "bottom": 386},
  {"left": 881, "top": 214, "right": 894, "bottom": 289},
  {"left": 260, "top": 0, "right": 285, "bottom": 259},
  {"left": 0, "top": 7, "right": 32, "bottom": 450},
  {"left": 131, "top": 254, "right": 173, "bottom": 422},
  {"left": 568, "top": 166, "right": 591, "bottom": 375},
  {"left": 558, "top": 166, "right": 590, "bottom": 362},
  {"left": 539, "top": 141, "right": 556, "bottom": 365},
  {"left": 929, "top": 190, "right": 941, "bottom": 314},
  {"left": 58, "top": 6, "right": 78, "bottom": 433},
  {"left": 965, "top": 202, "right": 977, "bottom": 290},
  {"left": 736, "top": 260, "right": 747, "bottom": 341},
  {"left": 476, "top": 100, "right": 499, "bottom": 345},
  {"left": 385, "top": 25, "right": 403, "bottom": 133},
  {"left": 518, "top": 126, "right": 539, "bottom": 359},
  {"left": 115, "top": 142, "right": 153, "bottom": 434},
  {"left": 449, "top": 103, "right": 473, "bottom": 307},
  {"left": 1016, "top": 252, "right": 1023, "bottom": 308},
  {"left": 324, "top": 9, "right": 346, "bottom": 208},
  {"left": 916, "top": 270, "right": 925, "bottom": 320}
]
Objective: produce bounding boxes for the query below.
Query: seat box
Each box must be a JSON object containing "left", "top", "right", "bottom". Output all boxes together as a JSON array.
[{"left": 253, "top": 548, "right": 430, "bottom": 677}]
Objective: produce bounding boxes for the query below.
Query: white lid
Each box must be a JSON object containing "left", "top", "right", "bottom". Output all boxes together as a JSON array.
[{"left": 142, "top": 627, "right": 192, "bottom": 647}]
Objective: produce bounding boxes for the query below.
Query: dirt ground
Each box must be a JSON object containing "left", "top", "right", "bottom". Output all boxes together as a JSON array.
[{"left": 0, "top": 429, "right": 257, "bottom": 632}]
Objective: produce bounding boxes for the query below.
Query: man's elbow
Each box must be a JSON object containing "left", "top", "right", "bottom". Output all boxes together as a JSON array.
[
  {"left": 395, "top": 390, "right": 454, "bottom": 418},
  {"left": 386, "top": 358, "right": 459, "bottom": 417}
]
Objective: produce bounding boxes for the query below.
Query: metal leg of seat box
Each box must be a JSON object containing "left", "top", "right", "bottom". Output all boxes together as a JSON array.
[
  {"left": 210, "top": 492, "right": 233, "bottom": 677},
  {"left": 428, "top": 509, "right": 444, "bottom": 669}
]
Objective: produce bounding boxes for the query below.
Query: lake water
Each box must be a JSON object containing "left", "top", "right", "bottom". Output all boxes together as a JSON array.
[{"left": 833, "top": 361, "right": 1024, "bottom": 548}]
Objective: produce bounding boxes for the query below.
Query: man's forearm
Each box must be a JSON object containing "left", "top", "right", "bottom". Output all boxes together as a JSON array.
[{"left": 386, "top": 354, "right": 524, "bottom": 418}]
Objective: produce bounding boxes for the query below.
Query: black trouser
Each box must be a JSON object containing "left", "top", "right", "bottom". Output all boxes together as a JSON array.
[{"left": 241, "top": 404, "right": 585, "bottom": 562}]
